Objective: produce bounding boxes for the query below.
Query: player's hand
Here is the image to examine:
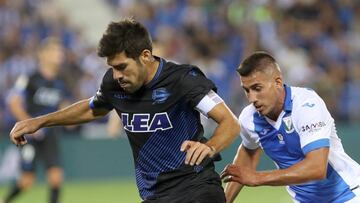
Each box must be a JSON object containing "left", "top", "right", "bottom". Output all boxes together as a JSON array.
[
  {"left": 220, "top": 164, "right": 259, "bottom": 186},
  {"left": 9, "top": 118, "right": 42, "bottom": 146},
  {"left": 180, "top": 140, "right": 216, "bottom": 166}
]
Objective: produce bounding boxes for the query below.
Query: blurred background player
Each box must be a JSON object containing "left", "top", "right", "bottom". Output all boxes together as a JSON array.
[
  {"left": 2, "top": 38, "right": 72, "bottom": 203},
  {"left": 221, "top": 52, "right": 360, "bottom": 203}
]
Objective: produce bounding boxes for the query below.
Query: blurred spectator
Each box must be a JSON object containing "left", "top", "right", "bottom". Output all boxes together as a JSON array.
[{"left": 1, "top": 0, "right": 360, "bottom": 135}]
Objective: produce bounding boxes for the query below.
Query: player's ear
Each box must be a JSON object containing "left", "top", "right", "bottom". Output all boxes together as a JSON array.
[
  {"left": 139, "top": 49, "right": 152, "bottom": 64},
  {"left": 275, "top": 75, "right": 283, "bottom": 87}
]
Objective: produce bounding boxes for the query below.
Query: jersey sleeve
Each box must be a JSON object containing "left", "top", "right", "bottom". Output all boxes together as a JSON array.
[
  {"left": 294, "top": 96, "right": 332, "bottom": 155},
  {"left": 180, "top": 67, "right": 217, "bottom": 108},
  {"left": 6, "top": 75, "right": 29, "bottom": 104},
  {"left": 89, "top": 70, "right": 114, "bottom": 110},
  {"left": 239, "top": 112, "right": 259, "bottom": 150}
]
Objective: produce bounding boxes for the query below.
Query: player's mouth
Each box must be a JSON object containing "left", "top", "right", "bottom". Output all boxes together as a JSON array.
[
  {"left": 119, "top": 81, "right": 130, "bottom": 88},
  {"left": 255, "top": 105, "right": 263, "bottom": 112}
]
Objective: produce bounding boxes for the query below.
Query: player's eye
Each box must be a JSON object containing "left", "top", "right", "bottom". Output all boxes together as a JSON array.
[
  {"left": 242, "top": 87, "right": 249, "bottom": 93},
  {"left": 253, "top": 86, "right": 262, "bottom": 92},
  {"left": 114, "top": 64, "right": 127, "bottom": 71}
]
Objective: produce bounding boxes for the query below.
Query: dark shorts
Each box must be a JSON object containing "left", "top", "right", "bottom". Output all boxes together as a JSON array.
[
  {"left": 142, "top": 160, "right": 226, "bottom": 203},
  {"left": 142, "top": 182, "right": 225, "bottom": 203},
  {"left": 20, "top": 134, "right": 61, "bottom": 172}
]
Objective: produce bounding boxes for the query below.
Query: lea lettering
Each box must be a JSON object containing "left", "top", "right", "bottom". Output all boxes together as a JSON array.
[{"left": 121, "top": 113, "right": 173, "bottom": 132}]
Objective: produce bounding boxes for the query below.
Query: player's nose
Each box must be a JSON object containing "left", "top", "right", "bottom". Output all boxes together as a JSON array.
[
  {"left": 113, "top": 70, "right": 124, "bottom": 80},
  {"left": 248, "top": 92, "right": 257, "bottom": 104}
]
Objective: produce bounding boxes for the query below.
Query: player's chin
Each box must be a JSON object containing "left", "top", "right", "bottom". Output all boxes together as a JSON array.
[
  {"left": 257, "top": 106, "right": 269, "bottom": 116},
  {"left": 122, "top": 86, "right": 136, "bottom": 93}
]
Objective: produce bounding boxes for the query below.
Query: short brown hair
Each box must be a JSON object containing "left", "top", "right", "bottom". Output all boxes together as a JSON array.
[
  {"left": 97, "top": 18, "right": 152, "bottom": 59},
  {"left": 237, "top": 51, "right": 277, "bottom": 76}
]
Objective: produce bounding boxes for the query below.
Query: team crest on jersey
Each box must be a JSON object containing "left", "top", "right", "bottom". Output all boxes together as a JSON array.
[
  {"left": 121, "top": 112, "right": 173, "bottom": 132},
  {"left": 283, "top": 116, "right": 294, "bottom": 134},
  {"left": 152, "top": 88, "right": 170, "bottom": 104}
]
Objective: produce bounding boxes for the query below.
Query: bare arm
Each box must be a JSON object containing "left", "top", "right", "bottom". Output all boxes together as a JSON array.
[
  {"left": 107, "top": 110, "right": 123, "bottom": 138},
  {"left": 221, "top": 147, "right": 329, "bottom": 187},
  {"left": 10, "top": 98, "right": 110, "bottom": 146},
  {"left": 40, "top": 98, "right": 109, "bottom": 126},
  {"left": 206, "top": 102, "right": 240, "bottom": 153},
  {"left": 8, "top": 94, "right": 31, "bottom": 121},
  {"left": 181, "top": 102, "right": 240, "bottom": 165},
  {"left": 224, "top": 145, "right": 261, "bottom": 203},
  {"left": 254, "top": 148, "right": 329, "bottom": 185}
]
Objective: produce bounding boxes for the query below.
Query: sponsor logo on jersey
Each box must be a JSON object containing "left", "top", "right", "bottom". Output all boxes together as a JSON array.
[
  {"left": 121, "top": 112, "right": 173, "bottom": 132},
  {"left": 260, "top": 128, "right": 270, "bottom": 135},
  {"left": 302, "top": 102, "right": 315, "bottom": 108},
  {"left": 283, "top": 116, "right": 294, "bottom": 134},
  {"left": 113, "top": 92, "right": 129, "bottom": 99},
  {"left": 277, "top": 133, "right": 285, "bottom": 144},
  {"left": 152, "top": 88, "right": 170, "bottom": 104},
  {"left": 301, "top": 121, "right": 326, "bottom": 133},
  {"left": 33, "top": 87, "right": 61, "bottom": 107}
]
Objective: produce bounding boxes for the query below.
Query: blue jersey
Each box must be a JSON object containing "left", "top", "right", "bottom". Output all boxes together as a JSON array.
[{"left": 239, "top": 85, "right": 360, "bottom": 202}]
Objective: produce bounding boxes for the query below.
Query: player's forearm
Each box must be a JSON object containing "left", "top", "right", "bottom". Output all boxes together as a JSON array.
[
  {"left": 224, "top": 146, "right": 259, "bottom": 202},
  {"left": 206, "top": 116, "right": 240, "bottom": 153},
  {"left": 255, "top": 152, "right": 328, "bottom": 186},
  {"left": 224, "top": 182, "right": 244, "bottom": 203},
  {"left": 36, "top": 99, "right": 108, "bottom": 127},
  {"left": 8, "top": 95, "right": 31, "bottom": 121}
]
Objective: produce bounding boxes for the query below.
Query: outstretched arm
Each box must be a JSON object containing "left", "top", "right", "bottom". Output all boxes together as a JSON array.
[
  {"left": 224, "top": 145, "right": 261, "bottom": 203},
  {"left": 10, "top": 98, "right": 110, "bottom": 146},
  {"left": 221, "top": 147, "right": 329, "bottom": 186}
]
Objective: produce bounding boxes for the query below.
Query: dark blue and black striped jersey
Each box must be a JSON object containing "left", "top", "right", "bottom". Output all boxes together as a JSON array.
[
  {"left": 21, "top": 72, "right": 71, "bottom": 117},
  {"left": 90, "top": 57, "right": 221, "bottom": 200},
  {"left": 11, "top": 71, "right": 71, "bottom": 136}
]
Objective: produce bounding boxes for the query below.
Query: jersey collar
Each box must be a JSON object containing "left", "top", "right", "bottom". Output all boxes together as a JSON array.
[
  {"left": 145, "top": 56, "right": 164, "bottom": 87},
  {"left": 283, "top": 84, "right": 293, "bottom": 112}
]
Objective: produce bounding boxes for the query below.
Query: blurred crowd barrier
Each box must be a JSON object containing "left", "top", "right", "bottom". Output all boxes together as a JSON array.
[
  {"left": 1, "top": 124, "right": 359, "bottom": 182},
  {"left": 1, "top": 0, "right": 360, "bottom": 137}
]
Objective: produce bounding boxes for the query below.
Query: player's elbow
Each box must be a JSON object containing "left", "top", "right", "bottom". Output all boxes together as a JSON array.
[
  {"left": 312, "top": 165, "right": 328, "bottom": 180},
  {"left": 229, "top": 118, "right": 241, "bottom": 137}
]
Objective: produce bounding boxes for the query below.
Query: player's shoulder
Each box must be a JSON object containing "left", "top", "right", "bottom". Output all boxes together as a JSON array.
[
  {"left": 163, "top": 59, "right": 203, "bottom": 76},
  {"left": 238, "top": 104, "right": 256, "bottom": 127},
  {"left": 291, "top": 86, "right": 323, "bottom": 104},
  {"left": 290, "top": 86, "right": 326, "bottom": 113},
  {"left": 100, "top": 68, "right": 118, "bottom": 91}
]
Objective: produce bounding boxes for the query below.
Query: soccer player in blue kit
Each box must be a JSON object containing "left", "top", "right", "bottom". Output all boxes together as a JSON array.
[
  {"left": 221, "top": 51, "right": 360, "bottom": 203},
  {"left": 9, "top": 18, "right": 240, "bottom": 203}
]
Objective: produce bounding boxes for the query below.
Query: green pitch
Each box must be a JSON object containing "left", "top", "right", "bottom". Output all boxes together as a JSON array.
[{"left": 0, "top": 179, "right": 291, "bottom": 203}]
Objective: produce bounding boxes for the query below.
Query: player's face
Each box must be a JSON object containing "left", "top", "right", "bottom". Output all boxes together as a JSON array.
[
  {"left": 39, "top": 42, "right": 64, "bottom": 73},
  {"left": 107, "top": 52, "right": 148, "bottom": 93},
  {"left": 240, "top": 68, "right": 283, "bottom": 119}
]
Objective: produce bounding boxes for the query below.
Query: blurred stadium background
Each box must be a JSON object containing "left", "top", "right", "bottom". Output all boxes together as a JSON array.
[{"left": 0, "top": 0, "right": 360, "bottom": 202}]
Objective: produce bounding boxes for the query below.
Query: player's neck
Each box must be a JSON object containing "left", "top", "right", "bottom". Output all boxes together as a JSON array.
[
  {"left": 267, "top": 87, "right": 285, "bottom": 121},
  {"left": 39, "top": 64, "right": 58, "bottom": 80},
  {"left": 145, "top": 57, "right": 160, "bottom": 84}
]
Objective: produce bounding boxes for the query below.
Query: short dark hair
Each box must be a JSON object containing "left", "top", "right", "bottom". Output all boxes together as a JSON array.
[
  {"left": 97, "top": 18, "right": 152, "bottom": 59},
  {"left": 39, "top": 37, "right": 62, "bottom": 51},
  {"left": 237, "top": 51, "right": 277, "bottom": 76}
]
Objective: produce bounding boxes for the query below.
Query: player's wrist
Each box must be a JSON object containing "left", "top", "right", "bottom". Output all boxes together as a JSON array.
[{"left": 205, "top": 143, "right": 217, "bottom": 157}]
